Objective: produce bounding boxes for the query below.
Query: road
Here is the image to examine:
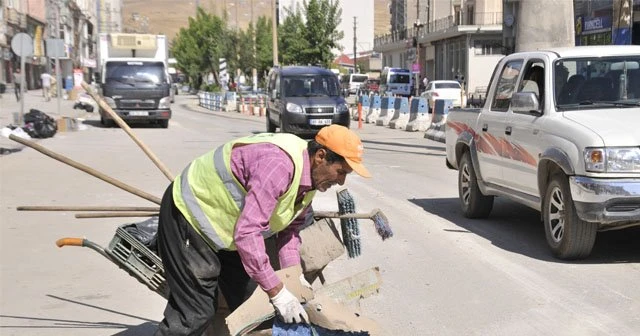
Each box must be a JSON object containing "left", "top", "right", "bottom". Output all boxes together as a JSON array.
[{"left": 1, "top": 93, "right": 639, "bottom": 335}]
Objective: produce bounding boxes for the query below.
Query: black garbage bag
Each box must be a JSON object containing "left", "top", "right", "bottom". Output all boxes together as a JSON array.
[
  {"left": 124, "top": 217, "right": 159, "bottom": 252},
  {"left": 22, "top": 109, "right": 57, "bottom": 138}
]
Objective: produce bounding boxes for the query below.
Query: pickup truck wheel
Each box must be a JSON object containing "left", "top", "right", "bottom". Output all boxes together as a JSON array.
[
  {"left": 458, "top": 152, "right": 494, "bottom": 218},
  {"left": 266, "top": 111, "right": 277, "bottom": 133},
  {"left": 543, "top": 173, "right": 597, "bottom": 259}
]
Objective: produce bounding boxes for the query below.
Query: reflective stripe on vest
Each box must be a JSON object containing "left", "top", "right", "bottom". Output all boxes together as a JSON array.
[{"left": 179, "top": 162, "right": 226, "bottom": 250}]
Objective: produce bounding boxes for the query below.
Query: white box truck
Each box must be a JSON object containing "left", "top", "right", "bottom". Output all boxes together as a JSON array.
[{"left": 97, "top": 33, "right": 172, "bottom": 128}]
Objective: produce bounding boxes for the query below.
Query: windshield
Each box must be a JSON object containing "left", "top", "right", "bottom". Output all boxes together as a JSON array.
[
  {"left": 555, "top": 56, "right": 640, "bottom": 110},
  {"left": 389, "top": 73, "right": 411, "bottom": 84},
  {"left": 105, "top": 61, "right": 167, "bottom": 85},
  {"left": 351, "top": 75, "right": 368, "bottom": 83},
  {"left": 283, "top": 75, "right": 341, "bottom": 97},
  {"left": 435, "top": 82, "right": 461, "bottom": 89}
]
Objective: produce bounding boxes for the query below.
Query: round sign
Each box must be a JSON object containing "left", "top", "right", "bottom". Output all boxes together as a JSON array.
[
  {"left": 504, "top": 14, "right": 515, "bottom": 27},
  {"left": 11, "top": 33, "right": 34, "bottom": 57}
]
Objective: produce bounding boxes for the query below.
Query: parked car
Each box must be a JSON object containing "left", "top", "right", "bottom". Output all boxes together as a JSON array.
[
  {"left": 421, "top": 80, "right": 467, "bottom": 111},
  {"left": 359, "top": 79, "right": 380, "bottom": 95},
  {"left": 266, "top": 66, "right": 350, "bottom": 136}
]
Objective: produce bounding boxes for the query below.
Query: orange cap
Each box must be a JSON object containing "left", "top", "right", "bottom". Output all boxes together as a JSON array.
[{"left": 315, "top": 125, "right": 371, "bottom": 178}]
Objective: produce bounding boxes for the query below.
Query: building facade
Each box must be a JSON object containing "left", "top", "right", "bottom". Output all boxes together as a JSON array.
[
  {"left": 1, "top": 0, "right": 119, "bottom": 89},
  {"left": 374, "top": 0, "right": 503, "bottom": 95},
  {"left": 574, "top": 0, "right": 639, "bottom": 46}
]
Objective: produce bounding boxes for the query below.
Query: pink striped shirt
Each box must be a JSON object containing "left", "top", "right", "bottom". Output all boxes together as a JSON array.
[{"left": 230, "top": 142, "right": 312, "bottom": 291}]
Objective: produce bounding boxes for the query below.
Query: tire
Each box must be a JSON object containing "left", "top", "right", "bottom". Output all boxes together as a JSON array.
[
  {"left": 266, "top": 111, "right": 276, "bottom": 133},
  {"left": 458, "top": 151, "right": 494, "bottom": 218},
  {"left": 279, "top": 114, "right": 287, "bottom": 133},
  {"left": 543, "top": 173, "right": 597, "bottom": 259},
  {"left": 159, "top": 119, "right": 169, "bottom": 129}
]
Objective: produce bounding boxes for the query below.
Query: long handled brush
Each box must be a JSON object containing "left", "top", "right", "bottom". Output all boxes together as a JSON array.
[{"left": 313, "top": 188, "right": 393, "bottom": 258}]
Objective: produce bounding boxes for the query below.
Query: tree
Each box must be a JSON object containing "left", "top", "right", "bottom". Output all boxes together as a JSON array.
[
  {"left": 255, "top": 16, "right": 273, "bottom": 80},
  {"left": 171, "top": 8, "right": 227, "bottom": 89},
  {"left": 301, "top": 0, "right": 343, "bottom": 67},
  {"left": 278, "top": 0, "right": 343, "bottom": 67},
  {"left": 278, "top": 6, "right": 309, "bottom": 66}
]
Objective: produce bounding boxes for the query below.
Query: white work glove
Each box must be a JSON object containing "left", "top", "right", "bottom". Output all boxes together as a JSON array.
[{"left": 270, "top": 286, "right": 309, "bottom": 324}]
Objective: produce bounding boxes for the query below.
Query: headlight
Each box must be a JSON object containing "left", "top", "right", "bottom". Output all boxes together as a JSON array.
[
  {"left": 158, "top": 97, "right": 171, "bottom": 109},
  {"left": 103, "top": 96, "right": 117, "bottom": 108},
  {"left": 584, "top": 147, "right": 640, "bottom": 173},
  {"left": 337, "top": 103, "right": 349, "bottom": 113},
  {"left": 286, "top": 102, "right": 303, "bottom": 113}
]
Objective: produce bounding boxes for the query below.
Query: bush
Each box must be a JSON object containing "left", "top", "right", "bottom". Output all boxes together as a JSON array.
[{"left": 201, "top": 83, "right": 221, "bottom": 92}]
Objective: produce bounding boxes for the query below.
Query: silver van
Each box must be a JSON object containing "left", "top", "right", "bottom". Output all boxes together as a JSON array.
[{"left": 266, "top": 66, "right": 350, "bottom": 136}]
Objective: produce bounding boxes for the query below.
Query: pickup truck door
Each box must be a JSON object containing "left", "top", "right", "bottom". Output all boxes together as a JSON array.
[
  {"left": 477, "top": 59, "right": 525, "bottom": 186},
  {"left": 503, "top": 58, "right": 547, "bottom": 196}
]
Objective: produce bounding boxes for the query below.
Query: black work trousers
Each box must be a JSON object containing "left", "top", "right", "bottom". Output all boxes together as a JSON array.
[{"left": 155, "top": 183, "right": 256, "bottom": 336}]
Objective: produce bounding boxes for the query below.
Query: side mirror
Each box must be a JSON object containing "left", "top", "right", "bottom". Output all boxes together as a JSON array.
[{"left": 512, "top": 92, "right": 542, "bottom": 116}]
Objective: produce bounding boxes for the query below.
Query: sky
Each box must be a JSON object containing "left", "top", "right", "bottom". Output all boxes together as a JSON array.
[{"left": 283, "top": 0, "right": 375, "bottom": 55}]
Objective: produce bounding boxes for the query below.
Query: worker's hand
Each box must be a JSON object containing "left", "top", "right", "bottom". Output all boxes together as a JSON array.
[{"left": 270, "top": 286, "right": 308, "bottom": 324}]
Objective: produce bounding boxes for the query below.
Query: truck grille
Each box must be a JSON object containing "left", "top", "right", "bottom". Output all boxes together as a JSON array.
[
  {"left": 305, "top": 106, "right": 335, "bottom": 114},
  {"left": 119, "top": 100, "right": 157, "bottom": 109}
]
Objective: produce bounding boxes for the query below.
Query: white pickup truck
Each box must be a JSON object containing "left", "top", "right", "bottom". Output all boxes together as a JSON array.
[{"left": 445, "top": 46, "right": 640, "bottom": 259}]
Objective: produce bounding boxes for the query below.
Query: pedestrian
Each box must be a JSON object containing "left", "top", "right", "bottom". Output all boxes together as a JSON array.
[
  {"left": 422, "top": 75, "right": 429, "bottom": 91},
  {"left": 13, "top": 68, "right": 22, "bottom": 101},
  {"left": 41, "top": 71, "right": 52, "bottom": 101},
  {"left": 155, "top": 124, "right": 371, "bottom": 335}
]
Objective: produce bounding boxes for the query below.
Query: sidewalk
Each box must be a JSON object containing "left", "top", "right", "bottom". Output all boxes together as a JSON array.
[{"left": 0, "top": 86, "right": 94, "bottom": 153}]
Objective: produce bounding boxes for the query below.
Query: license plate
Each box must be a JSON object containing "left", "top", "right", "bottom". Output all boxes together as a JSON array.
[
  {"left": 129, "top": 111, "right": 148, "bottom": 116},
  {"left": 309, "top": 119, "right": 332, "bottom": 126}
]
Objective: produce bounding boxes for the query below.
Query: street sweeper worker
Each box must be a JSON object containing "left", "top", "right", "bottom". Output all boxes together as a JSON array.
[{"left": 155, "top": 125, "right": 371, "bottom": 336}]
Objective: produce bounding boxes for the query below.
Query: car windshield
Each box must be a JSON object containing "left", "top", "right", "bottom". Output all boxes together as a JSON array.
[
  {"left": 283, "top": 75, "right": 341, "bottom": 97},
  {"left": 351, "top": 75, "right": 368, "bottom": 83},
  {"left": 389, "top": 73, "right": 411, "bottom": 84},
  {"left": 555, "top": 56, "right": 640, "bottom": 110},
  {"left": 105, "top": 61, "right": 167, "bottom": 85},
  {"left": 435, "top": 82, "right": 461, "bottom": 89}
]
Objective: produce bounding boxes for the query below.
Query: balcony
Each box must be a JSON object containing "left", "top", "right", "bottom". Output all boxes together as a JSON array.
[{"left": 374, "top": 11, "right": 502, "bottom": 49}]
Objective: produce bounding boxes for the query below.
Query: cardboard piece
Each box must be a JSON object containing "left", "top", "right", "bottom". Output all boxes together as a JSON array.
[
  {"left": 299, "top": 218, "right": 345, "bottom": 272},
  {"left": 56, "top": 117, "right": 78, "bottom": 132},
  {"left": 226, "top": 266, "right": 383, "bottom": 336}
]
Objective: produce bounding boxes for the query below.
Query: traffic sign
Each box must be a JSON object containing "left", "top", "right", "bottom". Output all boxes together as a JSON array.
[{"left": 11, "top": 33, "right": 33, "bottom": 57}]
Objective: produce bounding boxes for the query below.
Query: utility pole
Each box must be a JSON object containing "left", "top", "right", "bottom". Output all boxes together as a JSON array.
[
  {"left": 353, "top": 16, "right": 357, "bottom": 73},
  {"left": 272, "top": 0, "right": 278, "bottom": 66}
]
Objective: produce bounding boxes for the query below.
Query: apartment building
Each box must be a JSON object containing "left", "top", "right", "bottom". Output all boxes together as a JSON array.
[{"left": 374, "top": 0, "right": 503, "bottom": 95}]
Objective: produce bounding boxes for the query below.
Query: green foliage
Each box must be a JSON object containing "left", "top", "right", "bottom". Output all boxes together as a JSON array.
[{"left": 279, "top": 0, "right": 343, "bottom": 67}]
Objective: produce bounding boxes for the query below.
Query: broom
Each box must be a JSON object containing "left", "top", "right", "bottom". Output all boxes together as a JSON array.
[{"left": 313, "top": 188, "right": 393, "bottom": 258}]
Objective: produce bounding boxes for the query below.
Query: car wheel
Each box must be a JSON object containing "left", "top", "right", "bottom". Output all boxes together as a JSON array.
[
  {"left": 458, "top": 151, "right": 494, "bottom": 218},
  {"left": 543, "top": 173, "right": 597, "bottom": 259},
  {"left": 266, "top": 111, "right": 276, "bottom": 133},
  {"left": 159, "top": 119, "right": 169, "bottom": 129}
]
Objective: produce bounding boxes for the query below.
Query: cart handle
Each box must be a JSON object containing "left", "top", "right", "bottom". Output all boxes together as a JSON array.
[{"left": 56, "top": 237, "right": 85, "bottom": 247}]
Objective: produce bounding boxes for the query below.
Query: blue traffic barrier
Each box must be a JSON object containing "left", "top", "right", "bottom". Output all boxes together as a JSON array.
[
  {"left": 424, "top": 99, "right": 453, "bottom": 143},
  {"left": 376, "top": 96, "right": 396, "bottom": 126},
  {"left": 389, "top": 97, "right": 410, "bottom": 129},
  {"left": 366, "top": 95, "right": 381, "bottom": 123},
  {"left": 406, "top": 97, "right": 430, "bottom": 132}
]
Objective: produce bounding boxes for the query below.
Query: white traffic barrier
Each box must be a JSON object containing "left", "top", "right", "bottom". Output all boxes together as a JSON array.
[
  {"left": 424, "top": 99, "right": 453, "bottom": 143},
  {"left": 376, "top": 96, "right": 396, "bottom": 126},
  {"left": 225, "top": 92, "right": 237, "bottom": 112},
  {"left": 366, "top": 95, "right": 381, "bottom": 123},
  {"left": 406, "top": 97, "right": 430, "bottom": 132},
  {"left": 389, "top": 97, "right": 410, "bottom": 129}
]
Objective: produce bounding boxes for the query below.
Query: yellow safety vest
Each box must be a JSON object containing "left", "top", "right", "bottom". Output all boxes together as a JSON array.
[{"left": 173, "top": 133, "right": 316, "bottom": 251}]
